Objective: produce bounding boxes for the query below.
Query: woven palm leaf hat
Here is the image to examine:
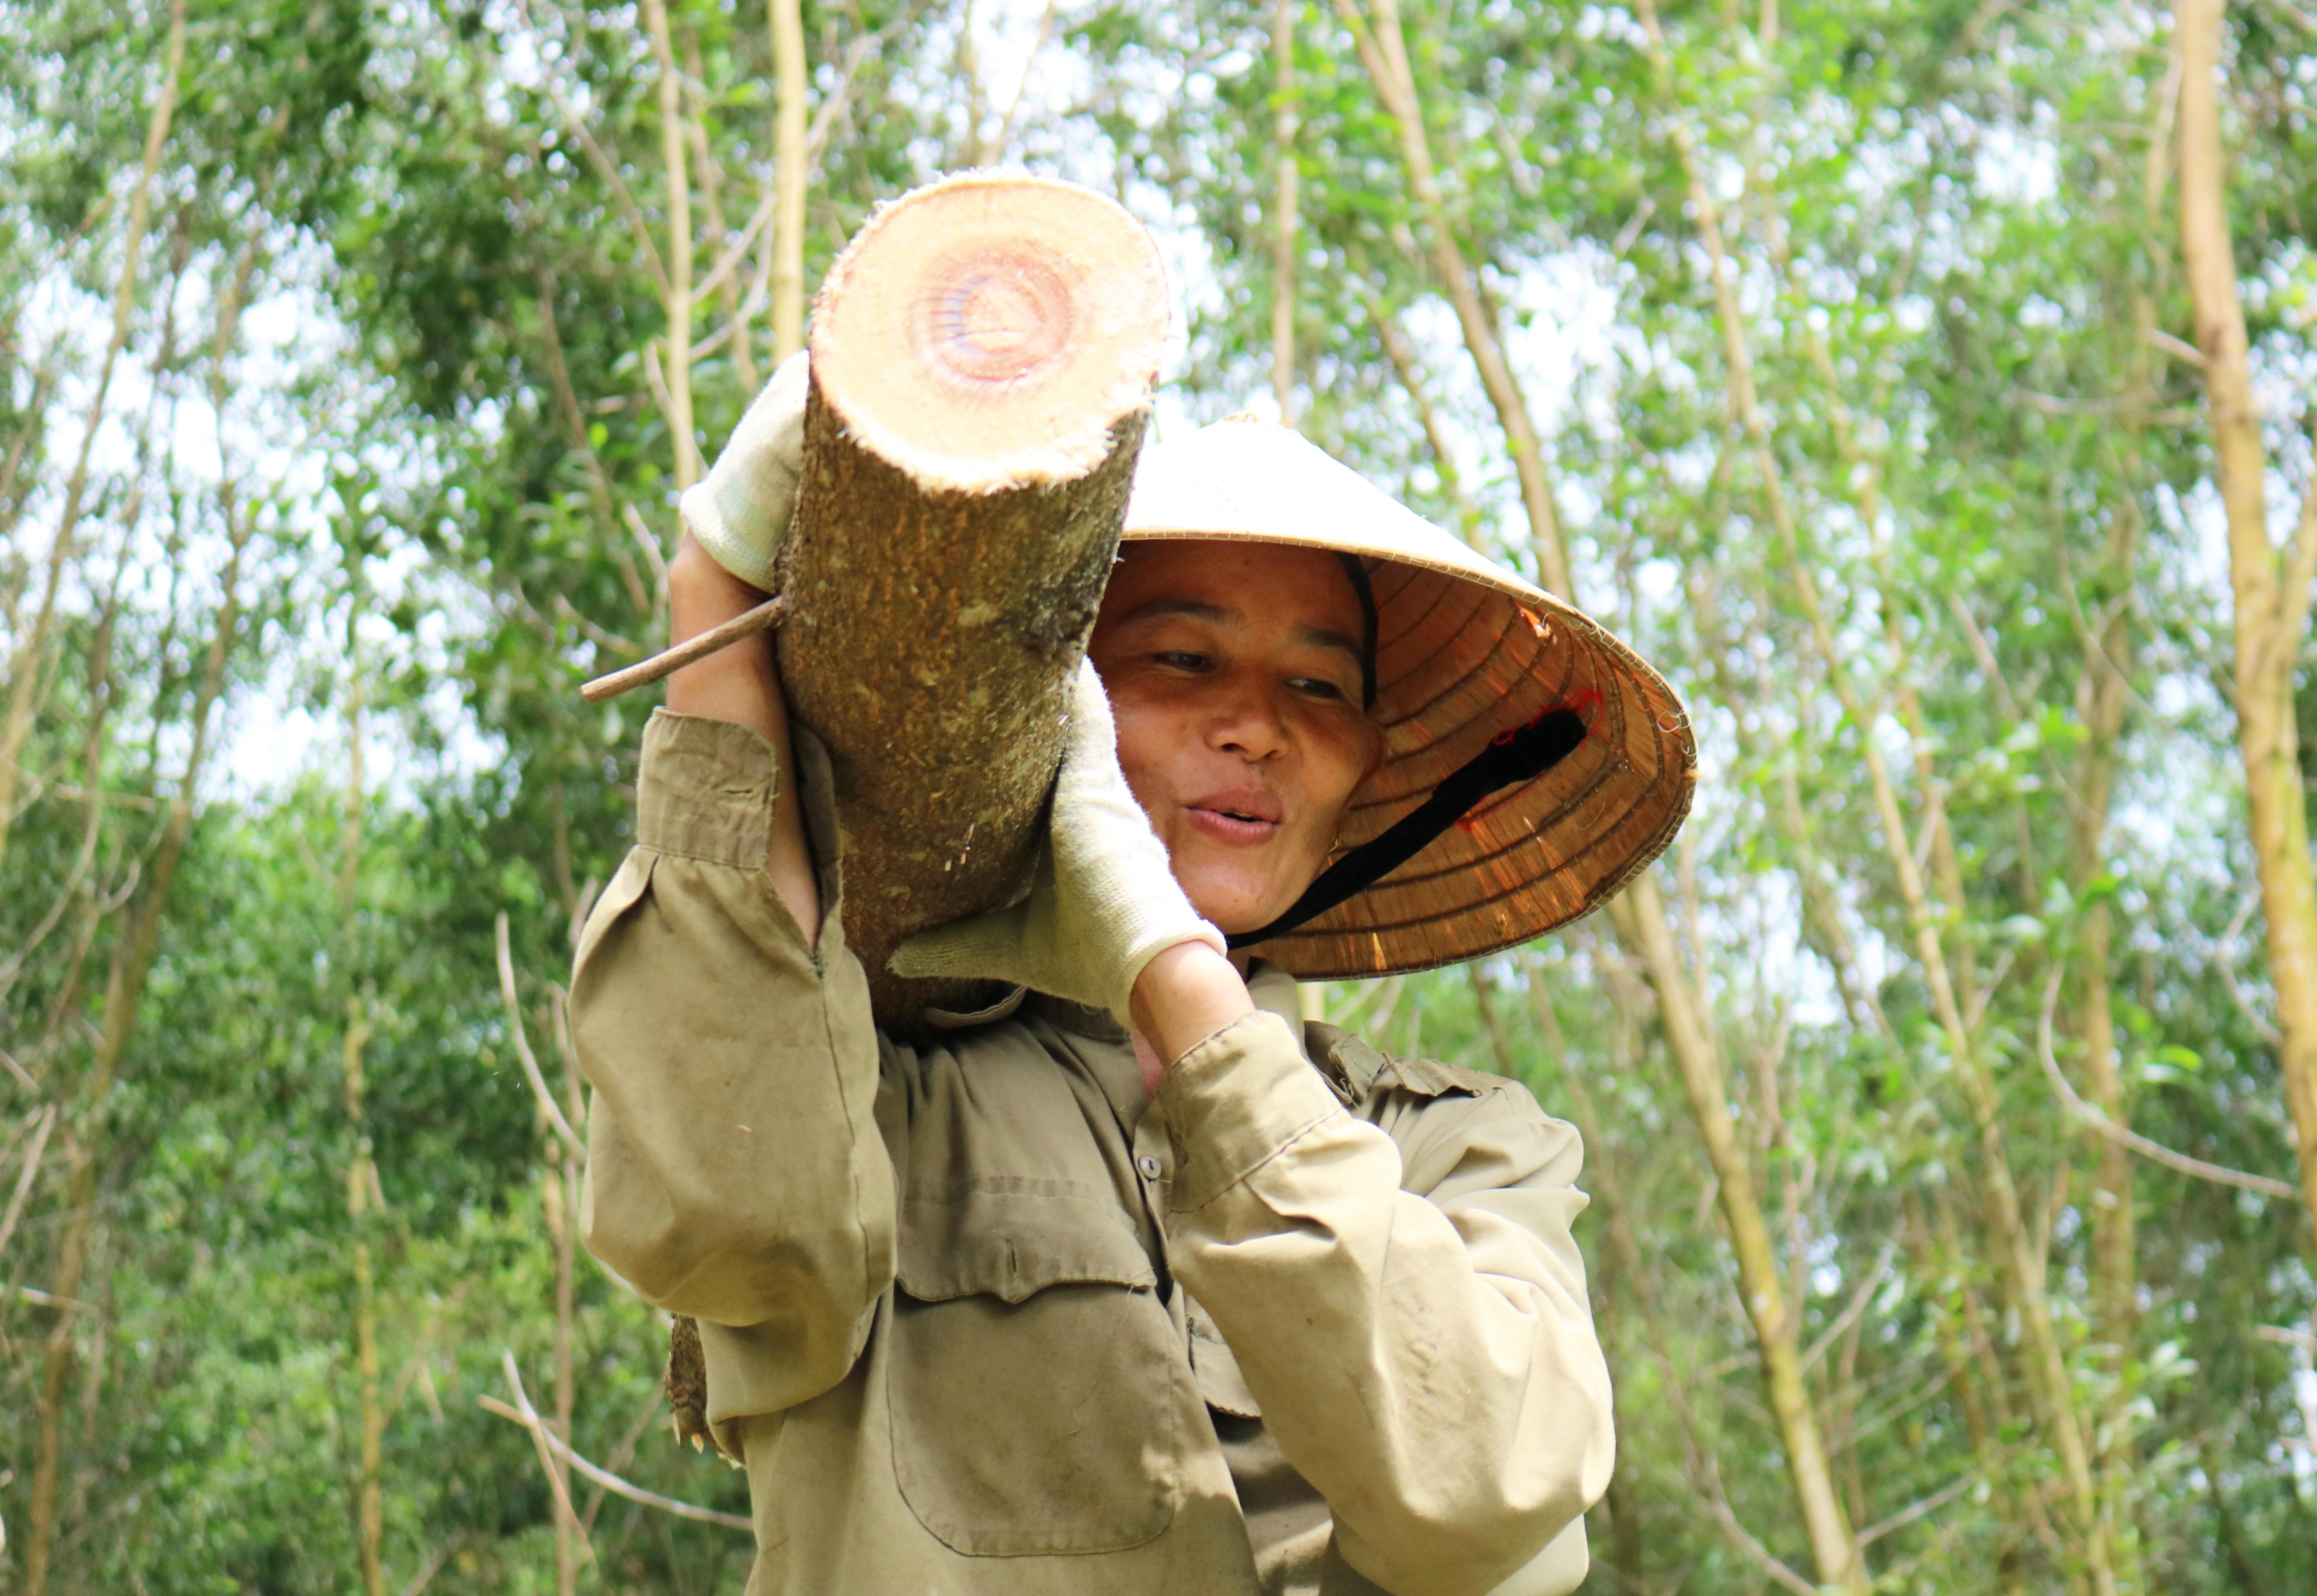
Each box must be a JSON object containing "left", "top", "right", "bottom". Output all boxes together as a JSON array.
[{"left": 1120, "top": 415, "right": 1698, "bottom": 980}]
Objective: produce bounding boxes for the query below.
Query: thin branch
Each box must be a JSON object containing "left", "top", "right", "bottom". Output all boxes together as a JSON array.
[
  {"left": 1942, "top": 592, "right": 2024, "bottom": 726},
  {"left": 1704, "top": 1495, "right": 1822, "bottom": 1596},
  {"left": 1544, "top": 1011, "right": 1827, "bottom": 1596},
  {"left": 806, "top": 30, "right": 885, "bottom": 168},
  {"left": 543, "top": 82, "right": 672, "bottom": 302},
  {"left": 1798, "top": 1240, "right": 1898, "bottom": 1377},
  {"left": 2014, "top": 387, "right": 2195, "bottom": 425},
  {"left": 984, "top": 0, "right": 1059, "bottom": 162},
  {"left": 396, "top": 1532, "right": 466, "bottom": 1596},
  {"left": 579, "top": 1382, "right": 669, "bottom": 1535},
  {"left": 1838, "top": 1359, "right": 1965, "bottom": 1456},
  {"left": 496, "top": 1352, "right": 596, "bottom": 1565},
  {"left": 553, "top": 594, "right": 643, "bottom": 659},
  {"left": 12, "top": 1282, "right": 93, "bottom": 1312},
  {"left": 689, "top": 182, "right": 780, "bottom": 310},
  {"left": 0, "top": 1105, "right": 56, "bottom": 1264},
  {"left": 1856, "top": 1471, "right": 1980, "bottom": 1549},
  {"left": 478, "top": 1394, "right": 752, "bottom": 1530},
  {"left": 2138, "top": 325, "right": 2207, "bottom": 368},
  {"left": 2272, "top": 462, "right": 2317, "bottom": 685},
  {"left": 2037, "top": 969, "right": 2296, "bottom": 1199},
  {"left": 2214, "top": 888, "right": 2283, "bottom": 1045},
  {"left": 0, "top": 1045, "right": 39, "bottom": 1092},
  {"left": 496, "top": 912, "right": 588, "bottom": 1166},
  {"left": 621, "top": 502, "right": 672, "bottom": 627}
]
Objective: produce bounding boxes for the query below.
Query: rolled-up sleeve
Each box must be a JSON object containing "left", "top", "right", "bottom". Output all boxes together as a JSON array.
[
  {"left": 571, "top": 710, "right": 892, "bottom": 1416},
  {"left": 1158, "top": 1010, "right": 1613, "bottom": 1596}
]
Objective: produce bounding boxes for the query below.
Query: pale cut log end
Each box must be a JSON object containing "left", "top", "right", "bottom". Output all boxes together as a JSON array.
[{"left": 810, "top": 170, "right": 1170, "bottom": 495}]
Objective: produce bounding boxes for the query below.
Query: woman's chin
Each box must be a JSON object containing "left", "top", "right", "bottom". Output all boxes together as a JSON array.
[{"left": 1182, "top": 877, "right": 1302, "bottom": 940}]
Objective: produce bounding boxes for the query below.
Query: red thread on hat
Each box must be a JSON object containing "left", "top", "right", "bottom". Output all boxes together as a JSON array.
[
  {"left": 1455, "top": 691, "right": 1604, "bottom": 835},
  {"left": 1489, "top": 688, "right": 1603, "bottom": 750}
]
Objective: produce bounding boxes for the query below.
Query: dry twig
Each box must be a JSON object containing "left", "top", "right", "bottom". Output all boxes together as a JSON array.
[
  {"left": 2037, "top": 969, "right": 2294, "bottom": 1199},
  {"left": 495, "top": 913, "right": 588, "bottom": 1166},
  {"left": 478, "top": 1388, "right": 751, "bottom": 1531},
  {"left": 0, "top": 1106, "right": 56, "bottom": 1265},
  {"left": 1857, "top": 1470, "right": 1980, "bottom": 1549},
  {"left": 495, "top": 1352, "right": 597, "bottom": 1565}
]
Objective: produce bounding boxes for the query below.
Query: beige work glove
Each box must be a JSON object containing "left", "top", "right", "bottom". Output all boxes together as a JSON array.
[
  {"left": 678, "top": 350, "right": 808, "bottom": 592},
  {"left": 889, "top": 661, "right": 1228, "bottom": 1019}
]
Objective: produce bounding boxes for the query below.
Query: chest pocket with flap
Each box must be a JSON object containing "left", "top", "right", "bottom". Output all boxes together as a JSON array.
[
  {"left": 878, "top": 1027, "right": 1185, "bottom": 1560},
  {"left": 887, "top": 1188, "right": 1181, "bottom": 1557}
]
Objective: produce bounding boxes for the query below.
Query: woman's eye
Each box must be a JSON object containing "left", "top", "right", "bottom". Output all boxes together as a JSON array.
[
  {"left": 1289, "top": 676, "right": 1348, "bottom": 702},
  {"left": 1155, "top": 651, "right": 1211, "bottom": 672}
]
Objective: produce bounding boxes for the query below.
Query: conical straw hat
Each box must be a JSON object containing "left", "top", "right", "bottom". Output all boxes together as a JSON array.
[{"left": 1121, "top": 416, "right": 1697, "bottom": 980}]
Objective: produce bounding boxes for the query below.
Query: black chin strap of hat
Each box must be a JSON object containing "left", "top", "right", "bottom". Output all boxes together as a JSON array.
[{"left": 1225, "top": 705, "right": 1592, "bottom": 951}]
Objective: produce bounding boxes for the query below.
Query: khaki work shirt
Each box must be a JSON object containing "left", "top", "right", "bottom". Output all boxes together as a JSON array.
[{"left": 572, "top": 712, "right": 1615, "bottom": 1596}]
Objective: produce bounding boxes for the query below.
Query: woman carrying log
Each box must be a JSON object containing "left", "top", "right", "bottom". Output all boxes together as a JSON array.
[{"left": 572, "top": 366, "right": 1693, "bottom": 1594}]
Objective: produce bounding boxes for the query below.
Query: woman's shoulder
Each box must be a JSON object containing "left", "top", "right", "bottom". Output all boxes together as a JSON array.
[
  {"left": 1302, "top": 1020, "right": 1536, "bottom": 1107},
  {"left": 1302, "top": 1019, "right": 1582, "bottom": 1196}
]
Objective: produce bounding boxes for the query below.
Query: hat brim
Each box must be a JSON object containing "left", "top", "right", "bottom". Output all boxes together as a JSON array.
[{"left": 1121, "top": 422, "right": 1696, "bottom": 979}]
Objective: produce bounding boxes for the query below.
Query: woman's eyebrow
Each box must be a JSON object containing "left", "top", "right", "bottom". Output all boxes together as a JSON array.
[
  {"left": 1120, "top": 597, "right": 1235, "bottom": 626},
  {"left": 1298, "top": 625, "right": 1364, "bottom": 666},
  {"left": 1118, "top": 599, "right": 1358, "bottom": 667}
]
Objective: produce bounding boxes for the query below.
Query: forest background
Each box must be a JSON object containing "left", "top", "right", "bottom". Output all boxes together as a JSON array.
[{"left": 3, "top": 0, "right": 2315, "bottom": 1592}]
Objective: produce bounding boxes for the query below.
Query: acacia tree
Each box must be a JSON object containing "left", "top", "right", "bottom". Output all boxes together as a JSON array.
[
  {"left": 1096, "top": 0, "right": 2315, "bottom": 1590},
  {"left": 2175, "top": 0, "right": 2317, "bottom": 1255}
]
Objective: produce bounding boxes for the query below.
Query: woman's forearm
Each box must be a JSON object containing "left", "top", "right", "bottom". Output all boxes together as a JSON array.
[
  {"left": 1129, "top": 941, "right": 1255, "bottom": 1065},
  {"left": 666, "top": 533, "right": 822, "bottom": 946}
]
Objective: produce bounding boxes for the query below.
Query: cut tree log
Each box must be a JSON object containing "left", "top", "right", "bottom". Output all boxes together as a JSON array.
[{"left": 776, "top": 172, "right": 1168, "bottom": 1026}]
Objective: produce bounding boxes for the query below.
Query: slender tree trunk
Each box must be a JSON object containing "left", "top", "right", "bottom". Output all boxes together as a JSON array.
[
  {"left": 1628, "top": 1, "right": 2118, "bottom": 1581},
  {"left": 1338, "top": 8, "right": 1864, "bottom": 1582},
  {"left": 769, "top": 0, "right": 809, "bottom": 363},
  {"left": 1603, "top": 883, "right": 1868, "bottom": 1589},
  {"left": 24, "top": 518, "right": 249, "bottom": 1596},
  {"left": 1270, "top": 0, "right": 1299, "bottom": 422},
  {"left": 643, "top": 0, "right": 698, "bottom": 488},
  {"left": 1331, "top": 0, "right": 1571, "bottom": 598},
  {"left": 1533, "top": 955, "right": 1825, "bottom": 1591},
  {"left": 686, "top": 29, "right": 756, "bottom": 394},
  {"left": 545, "top": 1141, "right": 578, "bottom": 1596},
  {"left": 2176, "top": 0, "right": 2317, "bottom": 1250},
  {"left": 0, "top": 0, "right": 183, "bottom": 879},
  {"left": 340, "top": 650, "right": 387, "bottom": 1596},
  {"left": 1471, "top": 966, "right": 1646, "bottom": 1584},
  {"left": 2067, "top": 251, "right": 2162, "bottom": 1591},
  {"left": 23, "top": 221, "right": 261, "bottom": 1595},
  {"left": 1363, "top": 288, "right": 1478, "bottom": 539}
]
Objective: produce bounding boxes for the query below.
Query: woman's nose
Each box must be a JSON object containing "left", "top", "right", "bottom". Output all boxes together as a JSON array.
[{"left": 1205, "top": 676, "right": 1289, "bottom": 761}]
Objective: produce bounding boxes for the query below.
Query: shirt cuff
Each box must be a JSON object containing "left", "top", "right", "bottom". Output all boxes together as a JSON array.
[
  {"left": 636, "top": 709, "right": 779, "bottom": 870},
  {"left": 1158, "top": 1009, "right": 1346, "bottom": 1213}
]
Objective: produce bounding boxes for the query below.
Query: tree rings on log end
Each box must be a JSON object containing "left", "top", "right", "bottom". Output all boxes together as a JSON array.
[{"left": 810, "top": 172, "right": 1170, "bottom": 494}]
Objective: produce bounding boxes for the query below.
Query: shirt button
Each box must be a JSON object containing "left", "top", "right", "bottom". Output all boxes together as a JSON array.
[{"left": 1137, "top": 1154, "right": 1162, "bottom": 1180}]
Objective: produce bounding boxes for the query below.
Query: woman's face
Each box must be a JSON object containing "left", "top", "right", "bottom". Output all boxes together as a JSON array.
[{"left": 1088, "top": 540, "right": 1384, "bottom": 937}]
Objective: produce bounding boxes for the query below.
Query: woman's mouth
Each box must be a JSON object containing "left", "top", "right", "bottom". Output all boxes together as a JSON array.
[{"left": 1182, "top": 794, "right": 1283, "bottom": 846}]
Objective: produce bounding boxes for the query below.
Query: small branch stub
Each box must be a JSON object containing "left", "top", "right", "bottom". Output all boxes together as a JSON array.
[{"left": 581, "top": 596, "right": 789, "bottom": 703}]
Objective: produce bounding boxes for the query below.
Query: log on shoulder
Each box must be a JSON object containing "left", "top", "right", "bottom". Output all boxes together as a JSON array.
[{"left": 779, "top": 173, "right": 1168, "bottom": 1027}]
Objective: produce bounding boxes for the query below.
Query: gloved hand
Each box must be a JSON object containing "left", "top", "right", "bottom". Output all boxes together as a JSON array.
[
  {"left": 678, "top": 349, "right": 808, "bottom": 592},
  {"left": 889, "top": 661, "right": 1228, "bottom": 1019}
]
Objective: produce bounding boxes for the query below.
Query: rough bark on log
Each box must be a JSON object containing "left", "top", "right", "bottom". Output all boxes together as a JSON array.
[{"left": 775, "top": 173, "right": 1167, "bottom": 1027}]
